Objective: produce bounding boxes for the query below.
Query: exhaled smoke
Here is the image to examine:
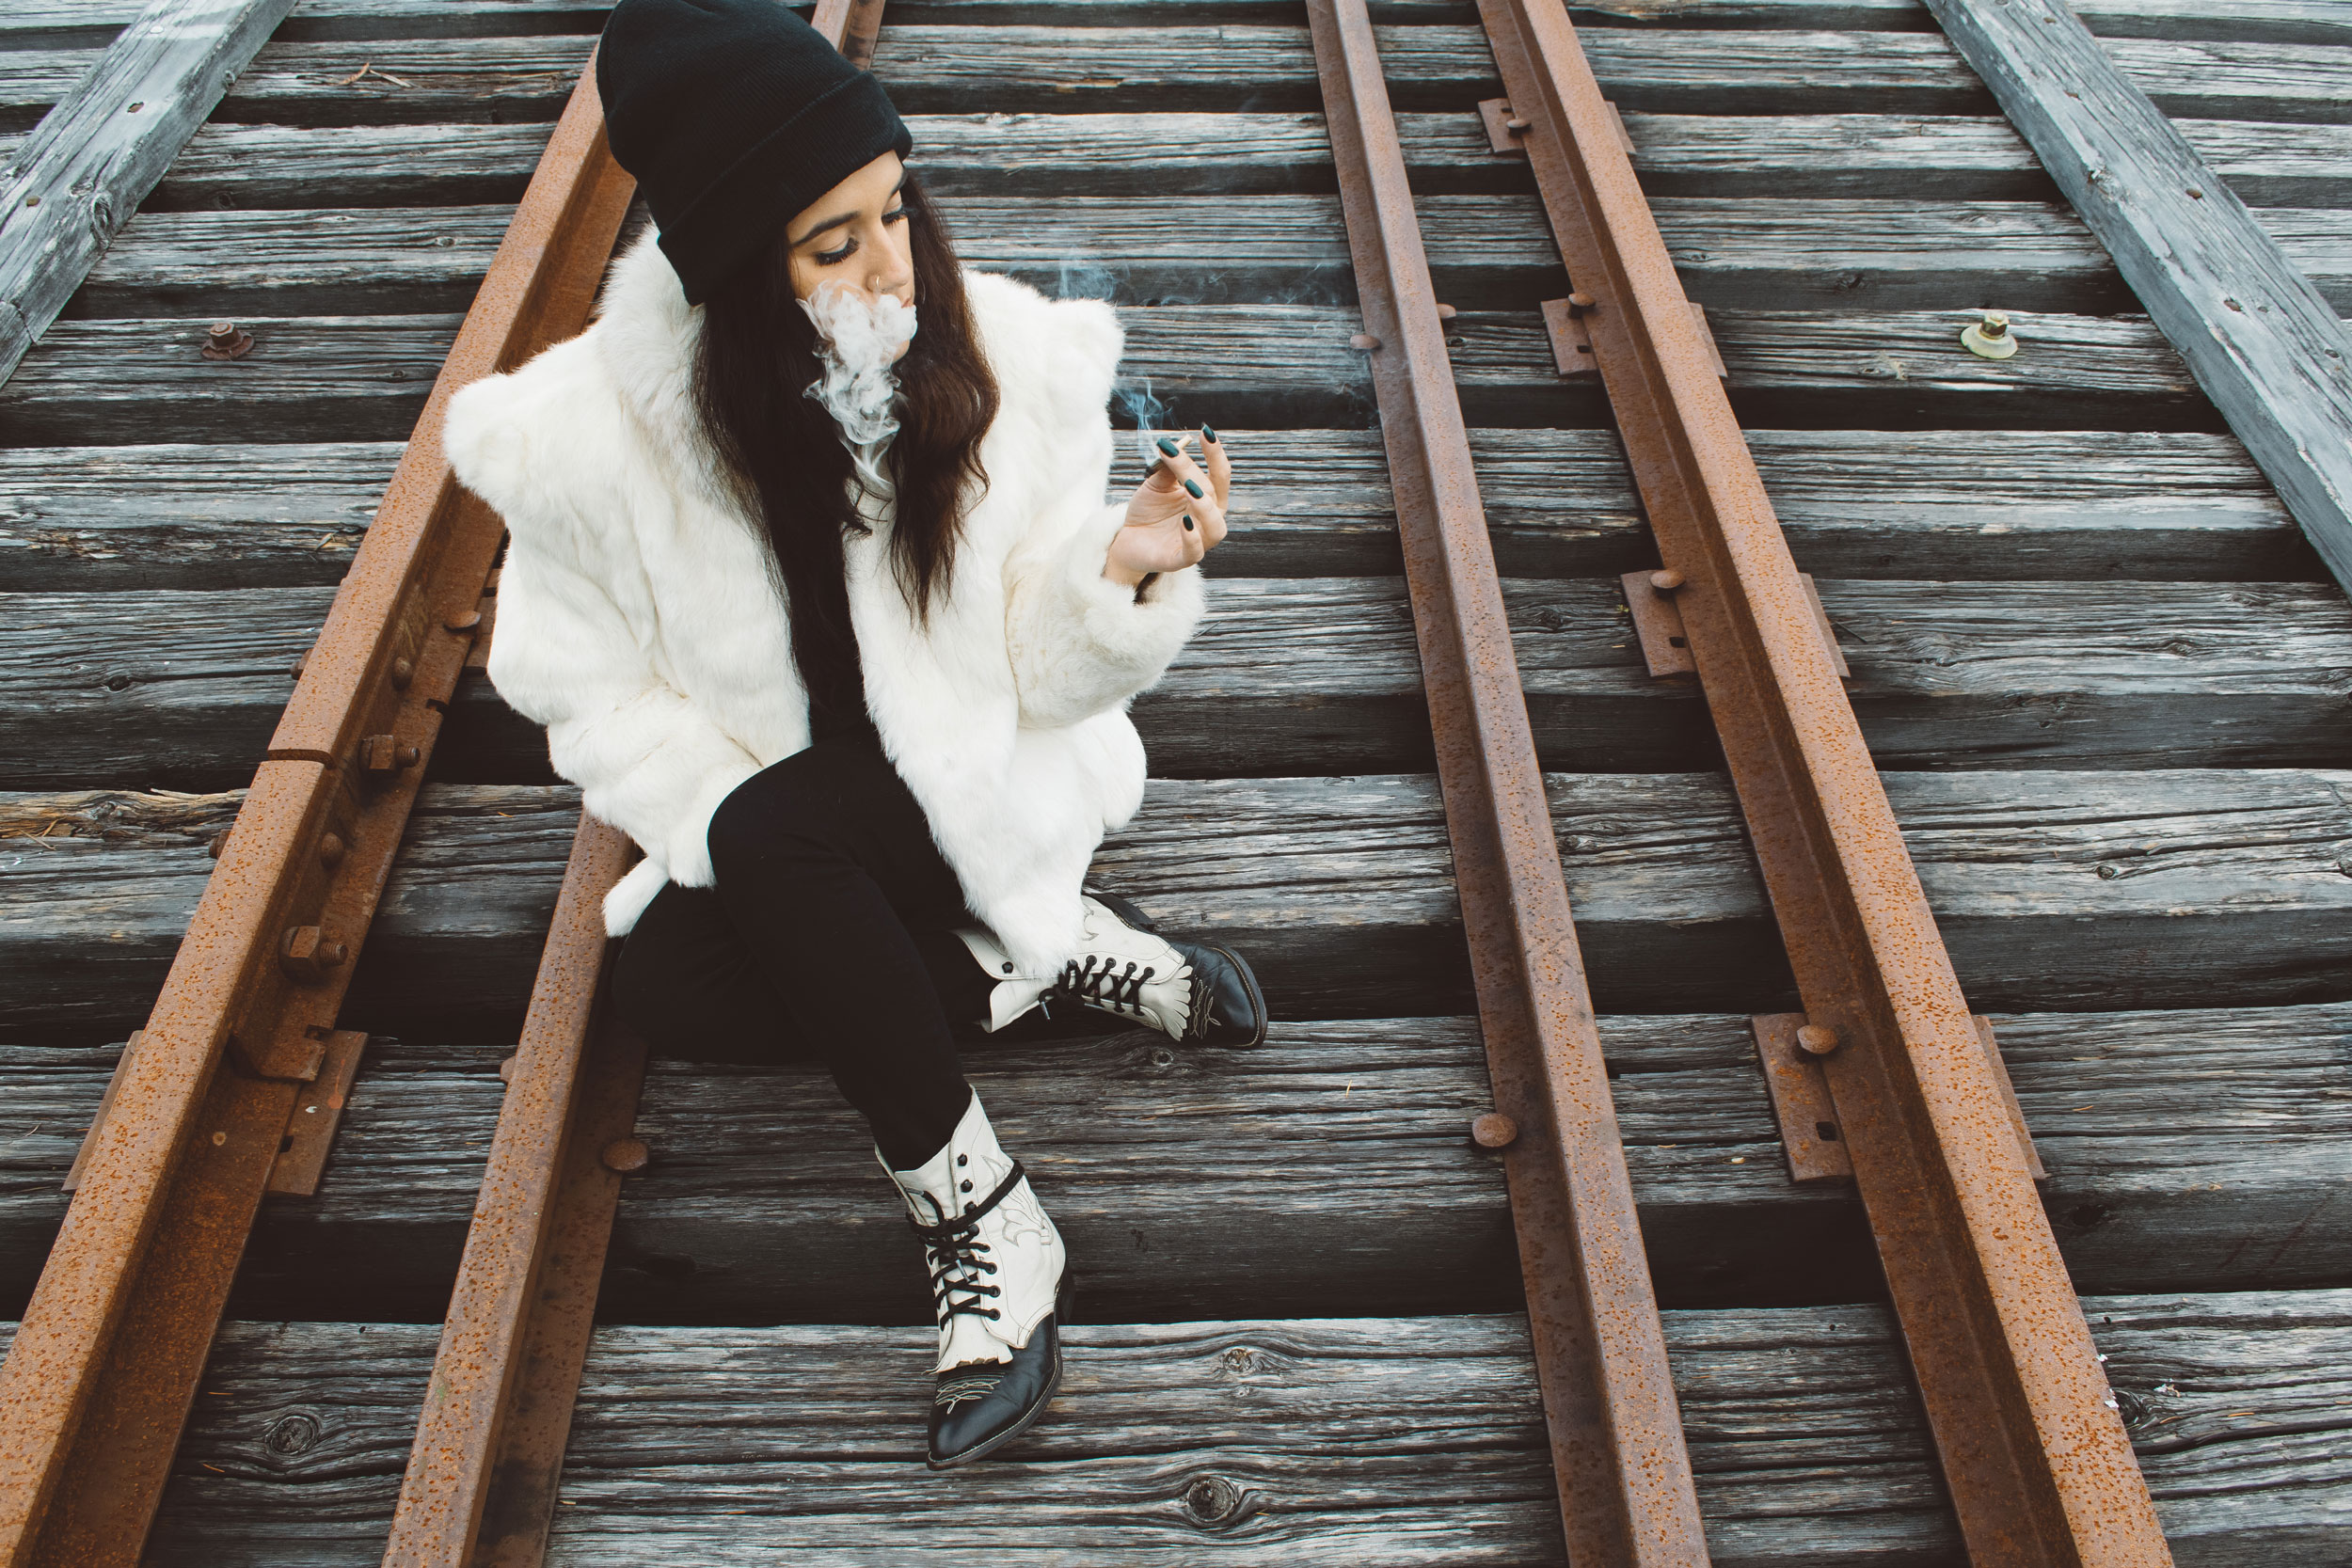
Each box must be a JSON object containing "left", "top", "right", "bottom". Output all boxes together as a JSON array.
[{"left": 801, "top": 281, "right": 918, "bottom": 492}]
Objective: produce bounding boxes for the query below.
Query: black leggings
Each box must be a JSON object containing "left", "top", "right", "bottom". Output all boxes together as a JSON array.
[{"left": 611, "top": 730, "right": 993, "bottom": 1169}]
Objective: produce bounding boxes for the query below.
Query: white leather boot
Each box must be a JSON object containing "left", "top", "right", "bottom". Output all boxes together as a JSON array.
[
  {"left": 883, "top": 1090, "right": 1070, "bottom": 1468},
  {"left": 955, "top": 895, "right": 1268, "bottom": 1048}
]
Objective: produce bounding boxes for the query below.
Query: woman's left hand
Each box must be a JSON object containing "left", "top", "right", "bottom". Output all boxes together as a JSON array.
[{"left": 1104, "top": 429, "right": 1231, "bottom": 588}]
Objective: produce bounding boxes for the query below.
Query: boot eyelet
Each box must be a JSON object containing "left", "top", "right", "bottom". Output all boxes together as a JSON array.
[
  {"left": 957, "top": 1155, "right": 967, "bottom": 1166},
  {"left": 961, "top": 1180, "right": 973, "bottom": 1192}
]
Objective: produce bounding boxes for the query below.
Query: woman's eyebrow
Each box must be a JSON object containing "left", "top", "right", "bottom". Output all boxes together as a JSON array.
[
  {"left": 790, "top": 179, "right": 908, "bottom": 248},
  {"left": 791, "top": 210, "right": 861, "bottom": 247}
]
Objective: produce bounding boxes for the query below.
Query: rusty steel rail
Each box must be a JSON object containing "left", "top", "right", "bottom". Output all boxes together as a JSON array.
[
  {"left": 0, "top": 56, "right": 635, "bottom": 1568},
  {"left": 1307, "top": 0, "right": 1708, "bottom": 1560},
  {"left": 379, "top": 11, "right": 872, "bottom": 1562},
  {"left": 1472, "top": 0, "right": 2173, "bottom": 1560}
]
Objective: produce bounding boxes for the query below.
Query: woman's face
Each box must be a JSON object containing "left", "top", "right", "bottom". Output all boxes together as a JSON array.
[{"left": 785, "top": 150, "right": 914, "bottom": 341}]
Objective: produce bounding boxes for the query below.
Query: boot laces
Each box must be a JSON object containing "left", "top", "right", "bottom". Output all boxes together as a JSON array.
[
  {"left": 907, "top": 1161, "right": 1029, "bottom": 1331},
  {"left": 1060, "top": 954, "right": 1152, "bottom": 1016}
]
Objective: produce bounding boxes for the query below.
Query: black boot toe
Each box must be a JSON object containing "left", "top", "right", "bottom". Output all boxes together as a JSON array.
[
  {"left": 1084, "top": 889, "right": 1269, "bottom": 1049},
  {"left": 1176, "top": 940, "right": 1268, "bottom": 1049},
  {"left": 927, "top": 1314, "right": 1063, "bottom": 1469}
]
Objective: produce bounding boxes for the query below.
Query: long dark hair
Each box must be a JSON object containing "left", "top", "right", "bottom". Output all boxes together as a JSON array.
[{"left": 691, "top": 170, "right": 997, "bottom": 726}]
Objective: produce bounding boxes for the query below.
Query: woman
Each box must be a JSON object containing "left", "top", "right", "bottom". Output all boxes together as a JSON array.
[{"left": 442, "top": 0, "right": 1265, "bottom": 1470}]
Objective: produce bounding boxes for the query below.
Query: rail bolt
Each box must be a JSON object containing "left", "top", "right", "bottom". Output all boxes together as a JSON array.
[
  {"left": 1471, "top": 1112, "right": 1520, "bottom": 1149},
  {"left": 201, "top": 321, "right": 254, "bottom": 361},
  {"left": 602, "top": 1137, "right": 651, "bottom": 1174},
  {"left": 1349, "top": 333, "right": 1380, "bottom": 352},
  {"left": 1648, "top": 568, "right": 1685, "bottom": 592},
  {"left": 278, "top": 925, "right": 348, "bottom": 981},
  {"left": 319, "top": 832, "right": 345, "bottom": 867},
  {"left": 1565, "top": 293, "right": 1597, "bottom": 316},
  {"left": 390, "top": 657, "right": 414, "bottom": 689},
  {"left": 1960, "top": 309, "right": 2019, "bottom": 360},
  {"left": 359, "top": 733, "right": 421, "bottom": 779},
  {"left": 1796, "top": 1023, "right": 1840, "bottom": 1056}
]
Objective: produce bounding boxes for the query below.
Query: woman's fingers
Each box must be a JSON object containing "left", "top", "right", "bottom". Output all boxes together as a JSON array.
[{"left": 1200, "top": 425, "right": 1232, "bottom": 510}]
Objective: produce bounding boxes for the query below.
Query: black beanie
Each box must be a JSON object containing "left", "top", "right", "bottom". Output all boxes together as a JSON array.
[{"left": 596, "top": 0, "right": 913, "bottom": 306}]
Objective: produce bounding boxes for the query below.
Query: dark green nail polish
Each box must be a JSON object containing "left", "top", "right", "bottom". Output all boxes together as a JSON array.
[
  {"left": 1155, "top": 436, "right": 1179, "bottom": 457},
  {"left": 1202, "top": 425, "right": 1219, "bottom": 444},
  {"left": 1183, "top": 515, "right": 1196, "bottom": 531},
  {"left": 1183, "top": 478, "right": 1204, "bottom": 498}
]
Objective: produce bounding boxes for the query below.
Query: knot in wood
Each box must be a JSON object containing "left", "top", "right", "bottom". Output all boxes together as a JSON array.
[
  {"left": 1183, "top": 1473, "right": 1242, "bottom": 1525},
  {"left": 601, "top": 1136, "right": 650, "bottom": 1174},
  {"left": 264, "top": 1412, "right": 322, "bottom": 1456},
  {"left": 1795, "top": 1023, "right": 1839, "bottom": 1056},
  {"left": 1471, "top": 1112, "right": 1519, "bottom": 1149}
]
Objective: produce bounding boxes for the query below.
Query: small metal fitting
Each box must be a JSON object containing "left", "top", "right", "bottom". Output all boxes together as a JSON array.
[
  {"left": 1471, "top": 1113, "right": 1519, "bottom": 1149},
  {"left": 1565, "top": 293, "right": 1597, "bottom": 316},
  {"left": 201, "top": 321, "right": 253, "bottom": 361},
  {"left": 359, "top": 733, "right": 421, "bottom": 779},
  {"left": 602, "top": 1137, "right": 650, "bottom": 1174},
  {"left": 390, "top": 657, "right": 414, "bottom": 689},
  {"left": 444, "top": 610, "right": 483, "bottom": 633},
  {"left": 278, "top": 925, "right": 348, "bottom": 981},
  {"left": 1961, "top": 309, "right": 2018, "bottom": 360},
  {"left": 1795, "top": 1023, "right": 1840, "bottom": 1056},
  {"left": 1350, "top": 333, "right": 1380, "bottom": 352},
  {"left": 1648, "top": 568, "right": 1685, "bottom": 592},
  {"left": 498, "top": 1054, "right": 517, "bottom": 1084},
  {"left": 1435, "top": 303, "right": 1457, "bottom": 323},
  {"left": 318, "top": 832, "right": 345, "bottom": 867}
]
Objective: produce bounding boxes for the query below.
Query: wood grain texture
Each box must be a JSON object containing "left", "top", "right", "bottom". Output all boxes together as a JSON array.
[
  {"left": 76, "top": 193, "right": 2352, "bottom": 319},
  {"left": 127, "top": 111, "right": 2352, "bottom": 209},
  {"left": 8, "top": 997, "right": 2347, "bottom": 1321},
  {"left": 11, "top": 574, "right": 2350, "bottom": 786},
  {"left": 0, "top": 312, "right": 458, "bottom": 444},
  {"left": 70, "top": 1291, "right": 2351, "bottom": 1564},
  {"left": 0, "top": 304, "right": 2216, "bottom": 444},
  {"left": 1, "top": 428, "right": 2309, "bottom": 592},
  {"left": 6, "top": 768, "right": 2350, "bottom": 1043},
  {"left": 0, "top": 441, "right": 395, "bottom": 589},
  {"left": 0, "top": 0, "right": 296, "bottom": 384},
  {"left": 8, "top": 27, "right": 2341, "bottom": 131},
  {"left": 16, "top": 0, "right": 2352, "bottom": 45},
  {"left": 1928, "top": 0, "right": 2352, "bottom": 605}
]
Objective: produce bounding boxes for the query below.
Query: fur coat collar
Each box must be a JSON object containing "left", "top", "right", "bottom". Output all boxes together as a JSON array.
[{"left": 442, "top": 230, "right": 1205, "bottom": 973}]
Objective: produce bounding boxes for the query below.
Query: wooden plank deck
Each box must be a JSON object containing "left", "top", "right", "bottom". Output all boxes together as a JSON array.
[
  {"left": 3, "top": 0, "right": 2350, "bottom": 1556},
  {"left": 0, "top": 1291, "right": 2313, "bottom": 1564},
  {"left": 3, "top": 428, "right": 2312, "bottom": 592},
  {"left": 8, "top": 767, "right": 2350, "bottom": 1045}
]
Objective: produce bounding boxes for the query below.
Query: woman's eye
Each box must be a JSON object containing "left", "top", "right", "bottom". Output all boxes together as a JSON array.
[
  {"left": 815, "top": 239, "right": 855, "bottom": 266},
  {"left": 883, "top": 206, "right": 908, "bottom": 225}
]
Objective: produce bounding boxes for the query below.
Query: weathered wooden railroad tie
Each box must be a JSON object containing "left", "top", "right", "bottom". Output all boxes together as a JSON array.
[{"left": 2, "top": 0, "right": 2351, "bottom": 1562}]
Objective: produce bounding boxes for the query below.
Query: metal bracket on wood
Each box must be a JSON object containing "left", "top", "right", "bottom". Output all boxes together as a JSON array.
[
  {"left": 1476, "top": 97, "right": 1527, "bottom": 154},
  {"left": 65, "top": 1028, "right": 368, "bottom": 1196},
  {"left": 1482, "top": 96, "right": 1631, "bottom": 156},
  {"left": 1622, "top": 568, "right": 1847, "bottom": 678},
  {"left": 1754, "top": 1013, "right": 2043, "bottom": 1183},
  {"left": 1548, "top": 298, "right": 1722, "bottom": 379}
]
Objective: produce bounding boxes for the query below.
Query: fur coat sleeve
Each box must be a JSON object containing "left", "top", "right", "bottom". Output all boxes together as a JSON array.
[{"left": 444, "top": 338, "right": 767, "bottom": 891}]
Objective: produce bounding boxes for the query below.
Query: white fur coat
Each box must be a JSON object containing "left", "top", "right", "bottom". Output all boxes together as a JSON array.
[{"left": 441, "top": 230, "right": 1205, "bottom": 974}]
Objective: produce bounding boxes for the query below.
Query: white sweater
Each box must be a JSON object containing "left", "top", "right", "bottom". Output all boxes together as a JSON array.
[{"left": 441, "top": 230, "right": 1205, "bottom": 974}]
